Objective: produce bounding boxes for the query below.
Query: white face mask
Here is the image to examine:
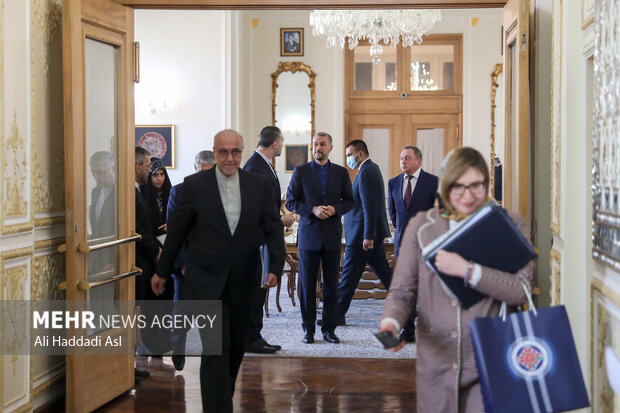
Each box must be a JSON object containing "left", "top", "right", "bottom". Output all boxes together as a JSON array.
[{"left": 346, "top": 153, "right": 358, "bottom": 169}]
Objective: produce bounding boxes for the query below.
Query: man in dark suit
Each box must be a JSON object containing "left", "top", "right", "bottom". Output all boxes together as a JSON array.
[
  {"left": 134, "top": 147, "right": 161, "bottom": 383},
  {"left": 286, "top": 132, "right": 354, "bottom": 344},
  {"left": 243, "top": 126, "right": 296, "bottom": 354},
  {"left": 337, "top": 139, "right": 393, "bottom": 326},
  {"left": 387, "top": 145, "right": 438, "bottom": 342},
  {"left": 284, "top": 33, "right": 300, "bottom": 53},
  {"left": 167, "top": 149, "right": 216, "bottom": 371},
  {"left": 388, "top": 146, "right": 438, "bottom": 256},
  {"left": 151, "top": 129, "right": 285, "bottom": 413}
]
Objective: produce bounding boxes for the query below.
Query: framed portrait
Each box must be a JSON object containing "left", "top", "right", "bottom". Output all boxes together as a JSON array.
[
  {"left": 284, "top": 144, "right": 309, "bottom": 172},
  {"left": 135, "top": 125, "right": 175, "bottom": 168},
  {"left": 280, "top": 28, "right": 304, "bottom": 57}
]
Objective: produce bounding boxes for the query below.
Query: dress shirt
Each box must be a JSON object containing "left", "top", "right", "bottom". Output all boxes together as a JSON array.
[
  {"left": 402, "top": 168, "right": 421, "bottom": 200},
  {"left": 215, "top": 167, "right": 241, "bottom": 235},
  {"left": 312, "top": 160, "right": 331, "bottom": 203},
  {"left": 135, "top": 182, "right": 141, "bottom": 193}
]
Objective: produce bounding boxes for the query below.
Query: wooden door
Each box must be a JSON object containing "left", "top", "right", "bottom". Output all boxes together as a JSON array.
[
  {"left": 62, "top": 0, "right": 136, "bottom": 411},
  {"left": 405, "top": 113, "right": 459, "bottom": 177},
  {"left": 503, "top": 0, "right": 531, "bottom": 224}
]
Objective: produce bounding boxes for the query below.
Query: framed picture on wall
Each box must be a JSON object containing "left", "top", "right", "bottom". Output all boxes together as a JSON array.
[
  {"left": 281, "top": 28, "right": 304, "bottom": 57},
  {"left": 284, "top": 144, "right": 309, "bottom": 172},
  {"left": 135, "top": 125, "right": 175, "bottom": 168}
]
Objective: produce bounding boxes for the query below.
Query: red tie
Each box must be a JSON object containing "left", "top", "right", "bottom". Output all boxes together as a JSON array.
[{"left": 404, "top": 175, "right": 412, "bottom": 207}]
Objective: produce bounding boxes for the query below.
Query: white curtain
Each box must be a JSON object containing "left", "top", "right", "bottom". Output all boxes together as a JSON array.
[{"left": 417, "top": 128, "right": 444, "bottom": 176}]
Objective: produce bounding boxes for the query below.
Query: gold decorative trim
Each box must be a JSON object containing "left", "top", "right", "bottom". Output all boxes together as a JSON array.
[
  {"left": 3, "top": 115, "right": 29, "bottom": 217},
  {"left": 34, "top": 237, "right": 65, "bottom": 250},
  {"left": 31, "top": 142, "right": 65, "bottom": 215},
  {"left": 549, "top": 247, "right": 561, "bottom": 305},
  {"left": 590, "top": 278, "right": 620, "bottom": 412},
  {"left": 0, "top": 0, "right": 4, "bottom": 403},
  {"left": 581, "top": 0, "right": 595, "bottom": 30},
  {"left": 34, "top": 216, "right": 65, "bottom": 228},
  {"left": 32, "top": 0, "right": 61, "bottom": 76},
  {"left": 2, "top": 247, "right": 35, "bottom": 260},
  {"left": 11, "top": 401, "right": 33, "bottom": 413},
  {"left": 489, "top": 63, "right": 502, "bottom": 198},
  {"left": 271, "top": 61, "right": 316, "bottom": 139},
  {"left": 550, "top": 0, "right": 562, "bottom": 235},
  {"left": 32, "top": 372, "right": 64, "bottom": 396},
  {"left": 32, "top": 252, "right": 65, "bottom": 301}
]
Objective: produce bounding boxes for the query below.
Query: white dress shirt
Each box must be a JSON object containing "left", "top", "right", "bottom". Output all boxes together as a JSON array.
[
  {"left": 402, "top": 168, "right": 421, "bottom": 200},
  {"left": 215, "top": 167, "right": 241, "bottom": 235}
]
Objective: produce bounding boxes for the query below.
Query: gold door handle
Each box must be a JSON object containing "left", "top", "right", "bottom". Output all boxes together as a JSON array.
[
  {"left": 77, "top": 232, "right": 142, "bottom": 253},
  {"left": 57, "top": 267, "right": 142, "bottom": 291}
]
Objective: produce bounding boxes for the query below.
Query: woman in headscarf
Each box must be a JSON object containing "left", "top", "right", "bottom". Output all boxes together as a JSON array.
[
  {"left": 141, "top": 157, "right": 172, "bottom": 236},
  {"left": 380, "top": 147, "right": 534, "bottom": 413}
]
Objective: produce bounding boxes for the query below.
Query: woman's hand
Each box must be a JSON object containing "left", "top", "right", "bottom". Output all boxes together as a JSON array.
[
  {"left": 379, "top": 321, "right": 406, "bottom": 352},
  {"left": 434, "top": 250, "right": 469, "bottom": 278}
]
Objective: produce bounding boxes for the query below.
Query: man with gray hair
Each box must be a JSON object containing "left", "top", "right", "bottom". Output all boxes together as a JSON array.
[
  {"left": 152, "top": 130, "right": 285, "bottom": 412},
  {"left": 166, "top": 149, "right": 217, "bottom": 371}
]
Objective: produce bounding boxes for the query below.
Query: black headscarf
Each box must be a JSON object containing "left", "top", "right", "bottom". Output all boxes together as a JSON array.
[{"left": 140, "top": 157, "right": 172, "bottom": 233}]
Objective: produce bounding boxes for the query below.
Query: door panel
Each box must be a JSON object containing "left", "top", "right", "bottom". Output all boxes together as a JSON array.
[
  {"left": 62, "top": 0, "right": 135, "bottom": 411},
  {"left": 407, "top": 113, "right": 459, "bottom": 176},
  {"left": 503, "top": 0, "right": 531, "bottom": 224}
]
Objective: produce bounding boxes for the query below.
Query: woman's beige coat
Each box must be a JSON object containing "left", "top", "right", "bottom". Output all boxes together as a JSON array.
[{"left": 382, "top": 208, "right": 534, "bottom": 413}]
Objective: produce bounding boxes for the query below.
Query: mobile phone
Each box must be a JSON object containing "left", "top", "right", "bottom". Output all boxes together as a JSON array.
[{"left": 373, "top": 331, "right": 402, "bottom": 349}]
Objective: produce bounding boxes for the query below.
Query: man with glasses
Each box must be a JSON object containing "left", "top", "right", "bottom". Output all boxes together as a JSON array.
[
  {"left": 151, "top": 129, "right": 285, "bottom": 413},
  {"left": 387, "top": 145, "right": 438, "bottom": 343}
]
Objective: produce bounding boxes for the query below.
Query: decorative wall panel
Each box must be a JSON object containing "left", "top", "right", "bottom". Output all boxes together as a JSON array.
[
  {"left": 550, "top": 0, "right": 562, "bottom": 236},
  {"left": 549, "top": 247, "right": 562, "bottom": 305},
  {"left": 591, "top": 280, "right": 620, "bottom": 413},
  {"left": 592, "top": 0, "right": 620, "bottom": 271},
  {"left": 1, "top": 248, "right": 33, "bottom": 412}
]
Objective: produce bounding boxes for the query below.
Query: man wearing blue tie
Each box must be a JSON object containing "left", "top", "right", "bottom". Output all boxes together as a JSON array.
[
  {"left": 286, "top": 132, "right": 354, "bottom": 344},
  {"left": 337, "top": 139, "right": 393, "bottom": 328},
  {"left": 387, "top": 145, "right": 438, "bottom": 342}
]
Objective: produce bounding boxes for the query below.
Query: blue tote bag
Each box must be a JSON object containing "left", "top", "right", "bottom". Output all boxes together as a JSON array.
[{"left": 469, "top": 289, "right": 589, "bottom": 413}]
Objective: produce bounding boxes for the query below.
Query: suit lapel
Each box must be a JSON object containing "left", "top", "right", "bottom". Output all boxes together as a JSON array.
[
  {"left": 233, "top": 169, "right": 251, "bottom": 238},
  {"left": 407, "top": 170, "right": 425, "bottom": 213},
  {"left": 394, "top": 174, "right": 406, "bottom": 211},
  {"left": 307, "top": 162, "right": 324, "bottom": 201}
]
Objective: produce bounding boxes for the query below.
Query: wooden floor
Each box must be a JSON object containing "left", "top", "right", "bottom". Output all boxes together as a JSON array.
[{"left": 96, "top": 355, "right": 416, "bottom": 412}]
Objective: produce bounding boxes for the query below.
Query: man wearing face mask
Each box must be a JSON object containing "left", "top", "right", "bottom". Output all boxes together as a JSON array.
[
  {"left": 285, "top": 132, "right": 354, "bottom": 344},
  {"left": 336, "top": 139, "right": 393, "bottom": 326}
]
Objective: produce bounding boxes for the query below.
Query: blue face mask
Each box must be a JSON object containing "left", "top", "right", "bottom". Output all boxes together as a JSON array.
[{"left": 346, "top": 153, "right": 358, "bottom": 169}]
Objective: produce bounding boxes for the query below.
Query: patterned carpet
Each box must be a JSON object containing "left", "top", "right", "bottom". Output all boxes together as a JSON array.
[{"left": 186, "top": 276, "right": 417, "bottom": 359}]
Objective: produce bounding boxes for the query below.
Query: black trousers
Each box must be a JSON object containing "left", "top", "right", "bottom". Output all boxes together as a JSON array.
[
  {"left": 247, "top": 283, "right": 267, "bottom": 343},
  {"left": 199, "top": 297, "right": 251, "bottom": 413},
  {"left": 337, "top": 239, "right": 393, "bottom": 319},
  {"left": 298, "top": 247, "right": 341, "bottom": 334}
]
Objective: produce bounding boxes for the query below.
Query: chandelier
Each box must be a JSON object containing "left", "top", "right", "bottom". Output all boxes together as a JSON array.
[{"left": 309, "top": 10, "right": 441, "bottom": 63}]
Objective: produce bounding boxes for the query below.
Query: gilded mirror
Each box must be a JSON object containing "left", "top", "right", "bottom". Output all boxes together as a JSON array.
[{"left": 490, "top": 63, "right": 504, "bottom": 203}]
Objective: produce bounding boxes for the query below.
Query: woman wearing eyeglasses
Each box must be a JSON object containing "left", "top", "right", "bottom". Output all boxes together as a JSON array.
[{"left": 380, "top": 147, "right": 534, "bottom": 413}]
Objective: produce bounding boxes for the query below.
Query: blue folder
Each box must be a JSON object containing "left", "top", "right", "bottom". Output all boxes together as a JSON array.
[{"left": 422, "top": 201, "right": 537, "bottom": 308}]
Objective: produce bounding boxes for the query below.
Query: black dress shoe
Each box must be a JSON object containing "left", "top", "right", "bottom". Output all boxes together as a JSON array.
[
  {"left": 322, "top": 331, "right": 341, "bottom": 344},
  {"left": 302, "top": 333, "right": 315, "bottom": 344},
  {"left": 134, "top": 376, "right": 142, "bottom": 385},
  {"left": 259, "top": 337, "right": 281, "bottom": 351},
  {"left": 135, "top": 368, "right": 150, "bottom": 378},
  {"left": 399, "top": 331, "right": 416, "bottom": 343},
  {"left": 172, "top": 355, "right": 185, "bottom": 371},
  {"left": 246, "top": 340, "right": 278, "bottom": 354}
]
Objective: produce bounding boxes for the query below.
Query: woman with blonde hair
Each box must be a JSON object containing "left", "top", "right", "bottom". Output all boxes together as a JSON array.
[{"left": 380, "top": 147, "right": 534, "bottom": 412}]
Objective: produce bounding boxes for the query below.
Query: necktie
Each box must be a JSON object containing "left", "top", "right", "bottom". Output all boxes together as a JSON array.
[{"left": 404, "top": 175, "right": 412, "bottom": 207}]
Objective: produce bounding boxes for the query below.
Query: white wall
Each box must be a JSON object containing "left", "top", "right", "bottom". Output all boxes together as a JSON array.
[
  {"left": 239, "top": 10, "right": 345, "bottom": 196},
  {"left": 135, "top": 10, "right": 227, "bottom": 186}
]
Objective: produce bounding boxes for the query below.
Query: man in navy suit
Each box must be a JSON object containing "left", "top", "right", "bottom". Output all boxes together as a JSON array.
[
  {"left": 166, "top": 149, "right": 216, "bottom": 371},
  {"left": 337, "top": 139, "right": 393, "bottom": 326},
  {"left": 286, "top": 132, "right": 354, "bottom": 344},
  {"left": 388, "top": 146, "right": 438, "bottom": 256},
  {"left": 243, "top": 126, "right": 295, "bottom": 354},
  {"left": 387, "top": 145, "right": 438, "bottom": 342}
]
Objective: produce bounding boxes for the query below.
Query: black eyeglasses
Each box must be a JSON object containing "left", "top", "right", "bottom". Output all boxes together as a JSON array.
[{"left": 450, "top": 181, "right": 486, "bottom": 196}]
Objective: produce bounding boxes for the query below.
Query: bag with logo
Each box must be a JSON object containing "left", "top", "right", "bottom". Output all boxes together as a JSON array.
[{"left": 468, "top": 285, "right": 589, "bottom": 413}]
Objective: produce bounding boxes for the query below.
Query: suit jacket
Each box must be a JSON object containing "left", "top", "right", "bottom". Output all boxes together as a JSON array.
[
  {"left": 244, "top": 151, "right": 281, "bottom": 246},
  {"left": 167, "top": 182, "right": 188, "bottom": 273},
  {"left": 382, "top": 208, "right": 534, "bottom": 413},
  {"left": 90, "top": 185, "right": 116, "bottom": 239},
  {"left": 285, "top": 161, "right": 354, "bottom": 252},
  {"left": 156, "top": 168, "right": 285, "bottom": 302},
  {"left": 135, "top": 187, "right": 161, "bottom": 282},
  {"left": 343, "top": 159, "right": 390, "bottom": 246},
  {"left": 388, "top": 169, "right": 438, "bottom": 254}
]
